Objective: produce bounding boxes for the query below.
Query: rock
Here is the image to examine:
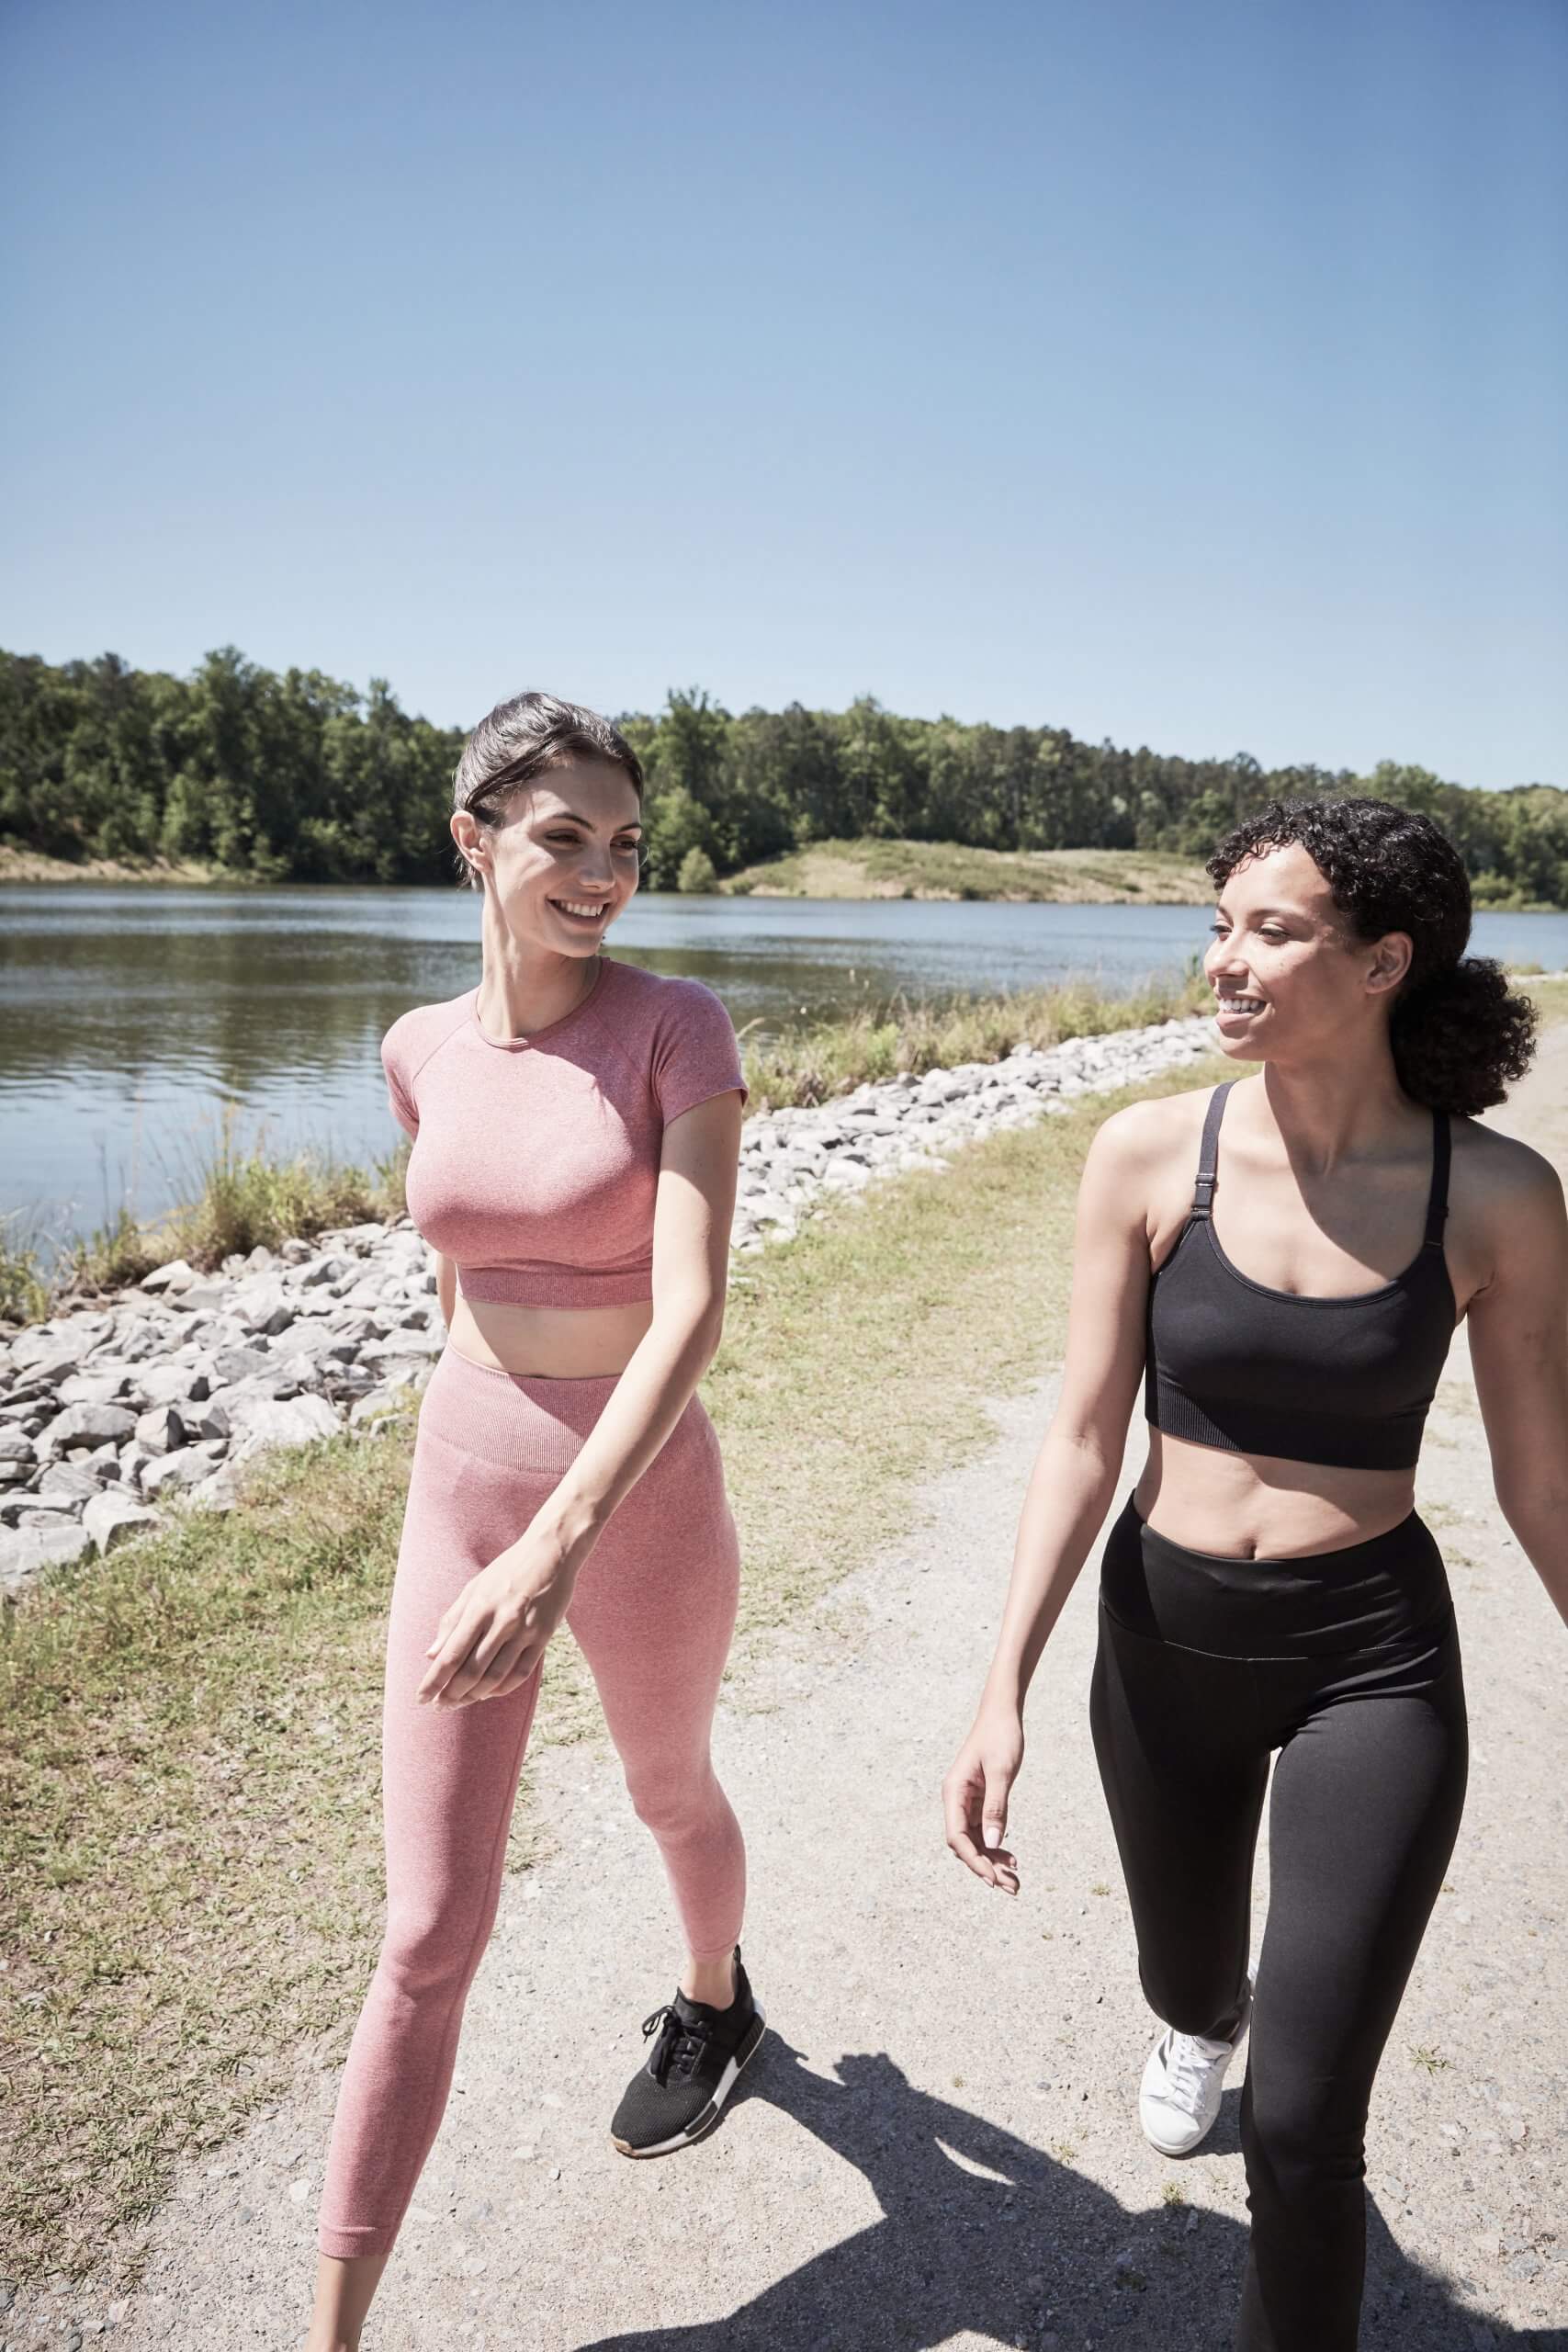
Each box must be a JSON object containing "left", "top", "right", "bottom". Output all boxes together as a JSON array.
[
  {"left": 229, "top": 1393, "right": 344, "bottom": 1461},
  {"left": 0, "top": 1458, "right": 29, "bottom": 1486},
  {"left": 134, "top": 1406, "right": 185, "bottom": 1454},
  {"left": 231, "top": 1279, "right": 295, "bottom": 1338},
  {"left": 359, "top": 1330, "right": 445, "bottom": 1365},
  {"left": 141, "top": 1447, "right": 218, "bottom": 1496},
  {"left": 8, "top": 1326, "right": 83, "bottom": 1378},
  {"left": 0, "top": 1430, "right": 34, "bottom": 1462},
  {"left": 269, "top": 1322, "right": 341, "bottom": 1360},
  {"left": 56, "top": 1369, "right": 136, "bottom": 1407},
  {"left": 139, "top": 1361, "right": 210, "bottom": 1407},
  {"left": 184, "top": 1463, "right": 238, "bottom": 1513},
  {"left": 167, "top": 1280, "right": 231, "bottom": 1314},
  {"left": 211, "top": 1346, "right": 277, "bottom": 1387},
  {"left": 178, "top": 1393, "right": 233, "bottom": 1442},
  {"left": 139, "top": 1259, "right": 196, "bottom": 1294},
  {"left": 1, "top": 1518, "right": 93, "bottom": 1590},
  {"left": 118, "top": 1443, "right": 158, "bottom": 1491},
  {"left": 37, "top": 1461, "right": 103, "bottom": 1502},
  {"left": 83, "top": 1488, "right": 159, "bottom": 1555},
  {"left": 37, "top": 1401, "right": 139, "bottom": 1459},
  {"left": 302, "top": 1255, "right": 353, "bottom": 1288}
]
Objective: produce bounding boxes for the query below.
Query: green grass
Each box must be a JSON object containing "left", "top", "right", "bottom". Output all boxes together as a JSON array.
[
  {"left": 722, "top": 836, "right": 1215, "bottom": 903},
  {"left": 739, "top": 968, "right": 1209, "bottom": 1109},
  {"left": 0, "top": 1046, "right": 1236, "bottom": 2290},
  {"left": 0, "top": 1113, "right": 409, "bottom": 1328}
]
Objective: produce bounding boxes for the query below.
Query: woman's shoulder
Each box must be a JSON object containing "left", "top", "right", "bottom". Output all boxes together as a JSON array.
[
  {"left": 1091, "top": 1079, "right": 1218, "bottom": 1169},
  {"left": 599, "top": 958, "right": 737, "bottom": 1030},
  {"left": 380, "top": 989, "right": 474, "bottom": 1075}
]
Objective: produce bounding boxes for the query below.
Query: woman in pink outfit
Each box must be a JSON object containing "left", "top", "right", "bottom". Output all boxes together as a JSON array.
[{"left": 302, "top": 694, "right": 764, "bottom": 2352}]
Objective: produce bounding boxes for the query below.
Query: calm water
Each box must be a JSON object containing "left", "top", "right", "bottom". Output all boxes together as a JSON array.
[{"left": 4, "top": 885, "right": 1567, "bottom": 1237}]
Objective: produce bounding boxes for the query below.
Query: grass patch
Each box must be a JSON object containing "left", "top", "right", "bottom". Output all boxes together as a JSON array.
[
  {"left": 739, "top": 971, "right": 1209, "bottom": 1110},
  {"left": 0, "top": 1046, "right": 1235, "bottom": 2289},
  {"left": 722, "top": 836, "right": 1214, "bottom": 903},
  {"left": 1, "top": 1114, "right": 410, "bottom": 1329}
]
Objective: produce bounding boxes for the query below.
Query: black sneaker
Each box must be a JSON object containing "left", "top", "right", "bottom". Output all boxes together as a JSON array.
[{"left": 609, "top": 1946, "right": 766, "bottom": 2157}]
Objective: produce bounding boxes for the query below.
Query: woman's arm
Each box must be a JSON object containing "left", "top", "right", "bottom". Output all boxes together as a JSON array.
[
  {"left": 433, "top": 1247, "right": 456, "bottom": 1329},
  {"left": 538, "top": 1086, "right": 743, "bottom": 1551},
  {"left": 942, "top": 1099, "right": 1163, "bottom": 1885},
  {"left": 1464, "top": 1137, "right": 1568, "bottom": 1630},
  {"left": 415, "top": 1087, "right": 743, "bottom": 1708}
]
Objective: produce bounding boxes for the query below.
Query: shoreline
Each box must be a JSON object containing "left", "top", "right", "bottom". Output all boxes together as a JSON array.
[{"left": 0, "top": 1009, "right": 1223, "bottom": 1602}]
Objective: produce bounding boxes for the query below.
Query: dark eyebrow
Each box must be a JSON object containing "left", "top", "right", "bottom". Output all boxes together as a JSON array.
[
  {"left": 547, "top": 808, "right": 643, "bottom": 834},
  {"left": 1214, "top": 903, "right": 1296, "bottom": 920}
]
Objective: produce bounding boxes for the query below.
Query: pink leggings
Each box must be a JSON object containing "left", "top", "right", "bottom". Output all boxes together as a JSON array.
[{"left": 316, "top": 1343, "right": 745, "bottom": 2260}]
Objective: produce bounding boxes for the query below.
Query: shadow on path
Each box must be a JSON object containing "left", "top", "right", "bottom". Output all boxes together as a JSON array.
[{"left": 577, "top": 2039, "right": 1562, "bottom": 2351}]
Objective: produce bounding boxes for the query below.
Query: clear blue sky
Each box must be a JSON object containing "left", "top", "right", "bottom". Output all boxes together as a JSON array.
[{"left": 3, "top": 0, "right": 1563, "bottom": 787}]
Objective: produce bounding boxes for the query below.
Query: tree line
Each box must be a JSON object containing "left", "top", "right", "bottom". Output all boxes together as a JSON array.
[{"left": 3, "top": 645, "right": 1564, "bottom": 907}]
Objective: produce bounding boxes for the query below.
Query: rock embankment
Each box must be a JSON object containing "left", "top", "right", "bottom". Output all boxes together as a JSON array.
[{"left": 0, "top": 1012, "right": 1217, "bottom": 1600}]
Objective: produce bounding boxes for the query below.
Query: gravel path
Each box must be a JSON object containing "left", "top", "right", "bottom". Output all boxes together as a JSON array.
[{"left": 17, "top": 1034, "right": 1568, "bottom": 2352}]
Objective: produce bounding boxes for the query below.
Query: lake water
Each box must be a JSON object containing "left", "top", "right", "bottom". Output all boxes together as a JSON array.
[{"left": 4, "top": 885, "right": 1566, "bottom": 1238}]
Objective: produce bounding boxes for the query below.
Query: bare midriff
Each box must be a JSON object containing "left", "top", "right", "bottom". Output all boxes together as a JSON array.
[
  {"left": 446, "top": 1286, "right": 655, "bottom": 1379},
  {"left": 1133, "top": 1429, "right": 1419, "bottom": 1562}
]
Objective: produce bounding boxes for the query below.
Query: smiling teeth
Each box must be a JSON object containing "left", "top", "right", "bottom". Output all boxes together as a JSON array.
[
  {"left": 1221, "top": 998, "right": 1265, "bottom": 1012},
  {"left": 556, "top": 900, "right": 604, "bottom": 918}
]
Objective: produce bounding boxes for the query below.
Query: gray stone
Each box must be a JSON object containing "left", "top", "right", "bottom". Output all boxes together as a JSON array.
[
  {"left": 359, "top": 1329, "right": 445, "bottom": 1365},
  {"left": 268, "top": 1321, "right": 340, "bottom": 1359},
  {"left": 83, "top": 1488, "right": 160, "bottom": 1555},
  {"left": 37, "top": 1467, "right": 109, "bottom": 1505},
  {"left": 229, "top": 1393, "right": 344, "bottom": 1461},
  {"left": 0, "top": 1519, "right": 93, "bottom": 1592},
  {"left": 0, "top": 1457, "right": 29, "bottom": 1486},
  {"left": 168, "top": 1280, "right": 231, "bottom": 1314},
  {"left": 139, "top": 1360, "right": 210, "bottom": 1407},
  {"left": 134, "top": 1405, "right": 185, "bottom": 1454},
  {"left": 211, "top": 1346, "right": 276, "bottom": 1387},
  {"left": 185, "top": 1469, "right": 237, "bottom": 1512},
  {"left": 139, "top": 1258, "right": 196, "bottom": 1294},
  {"left": 178, "top": 1392, "right": 233, "bottom": 1441},
  {"left": 231, "top": 1279, "right": 294, "bottom": 1338},
  {"left": 302, "top": 1255, "right": 353, "bottom": 1288},
  {"left": 141, "top": 1447, "right": 216, "bottom": 1496},
  {"left": 38, "top": 1401, "right": 139, "bottom": 1459},
  {"left": 56, "top": 1368, "right": 136, "bottom": 1407},
  {"left": 0, "top": 1429, "right": 34, "bottom": 1462}
]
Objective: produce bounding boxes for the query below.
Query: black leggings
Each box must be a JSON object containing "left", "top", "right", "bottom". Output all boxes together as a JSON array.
[{"left": 1089, "top": 1493, "right": 1468, "bottom": 2352}]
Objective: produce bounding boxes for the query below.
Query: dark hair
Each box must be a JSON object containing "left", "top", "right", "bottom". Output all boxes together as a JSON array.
[
  {"left": 1207, "top": 796, "right": 1538, "bottom": 1116},
  {"left": 452, "top": 691, "right": 644, "bottom": 890}
]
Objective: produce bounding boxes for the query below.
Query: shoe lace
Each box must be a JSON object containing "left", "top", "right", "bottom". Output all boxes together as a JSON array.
[
  {"left": 641, "top": 2003, "right": 715, "bottom": 2086},
  {"left": 1160, "top": 2028, "right": 1233, "bottom": 2117}
]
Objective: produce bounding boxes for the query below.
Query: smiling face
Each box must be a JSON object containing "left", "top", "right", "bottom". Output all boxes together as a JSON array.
[
  {"left": 452, "top": 758, "right": 644, "bottom": 955},
  {"left": 1205, "top": 840, "right": 1414, "bottom": 1061}
]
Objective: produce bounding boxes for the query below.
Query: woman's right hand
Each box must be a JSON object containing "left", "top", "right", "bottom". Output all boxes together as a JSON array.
[{"left": 942, "top": 1698, "right": 1025, "bottom": 1893}]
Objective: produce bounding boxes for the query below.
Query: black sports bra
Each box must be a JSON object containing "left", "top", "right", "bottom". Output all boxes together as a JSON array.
[{"left": 1145, "top": 1080, "right": 1456, "bottom": 1471}]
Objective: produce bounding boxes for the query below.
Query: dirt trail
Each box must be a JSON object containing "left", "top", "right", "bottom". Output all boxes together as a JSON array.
[{"left": 30, "top": 1031, "right": 1568, "bottom": 2350}]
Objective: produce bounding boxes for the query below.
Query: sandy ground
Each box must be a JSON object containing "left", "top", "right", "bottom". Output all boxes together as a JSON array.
[{"left": 16, "top": 1035, "right": 1568, "bottom": 2352}]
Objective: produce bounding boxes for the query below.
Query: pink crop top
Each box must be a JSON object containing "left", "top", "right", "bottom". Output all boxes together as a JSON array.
[{"left": 379, "top": 956, "right": 749, "bottom": 1310}]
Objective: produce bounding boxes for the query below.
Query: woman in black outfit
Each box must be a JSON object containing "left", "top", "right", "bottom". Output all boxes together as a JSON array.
[{"left": 943, "top": 797, "right": 1568, "bottom": 2350}]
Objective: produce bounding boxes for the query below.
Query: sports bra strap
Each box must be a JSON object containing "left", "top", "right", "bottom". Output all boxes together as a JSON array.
[
  {"left": 1191, "top": 1080, "right": 1235, "bottom": 1219},
  {"left": 1423, "top": 1110, "right": 1451, "bottom": 1250}
]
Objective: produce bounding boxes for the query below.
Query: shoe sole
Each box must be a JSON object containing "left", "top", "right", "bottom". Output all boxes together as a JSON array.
[{"left": 610, "top": 2005, "right": 767, "bottom": 2159}]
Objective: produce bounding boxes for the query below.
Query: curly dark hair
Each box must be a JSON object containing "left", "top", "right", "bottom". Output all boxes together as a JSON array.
[{"left": 1206, "top": 797, "right": 1538, "bottom": 1117}]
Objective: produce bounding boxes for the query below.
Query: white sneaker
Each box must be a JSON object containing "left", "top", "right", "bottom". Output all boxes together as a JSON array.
[{"left": 1138, "top": 1978, "right": 1253, "bottom": 2156}]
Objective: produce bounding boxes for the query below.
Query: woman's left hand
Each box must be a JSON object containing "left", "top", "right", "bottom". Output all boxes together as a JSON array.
[{"left": 415, "top": 1517, "right": 583, "bottom": 1710}]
